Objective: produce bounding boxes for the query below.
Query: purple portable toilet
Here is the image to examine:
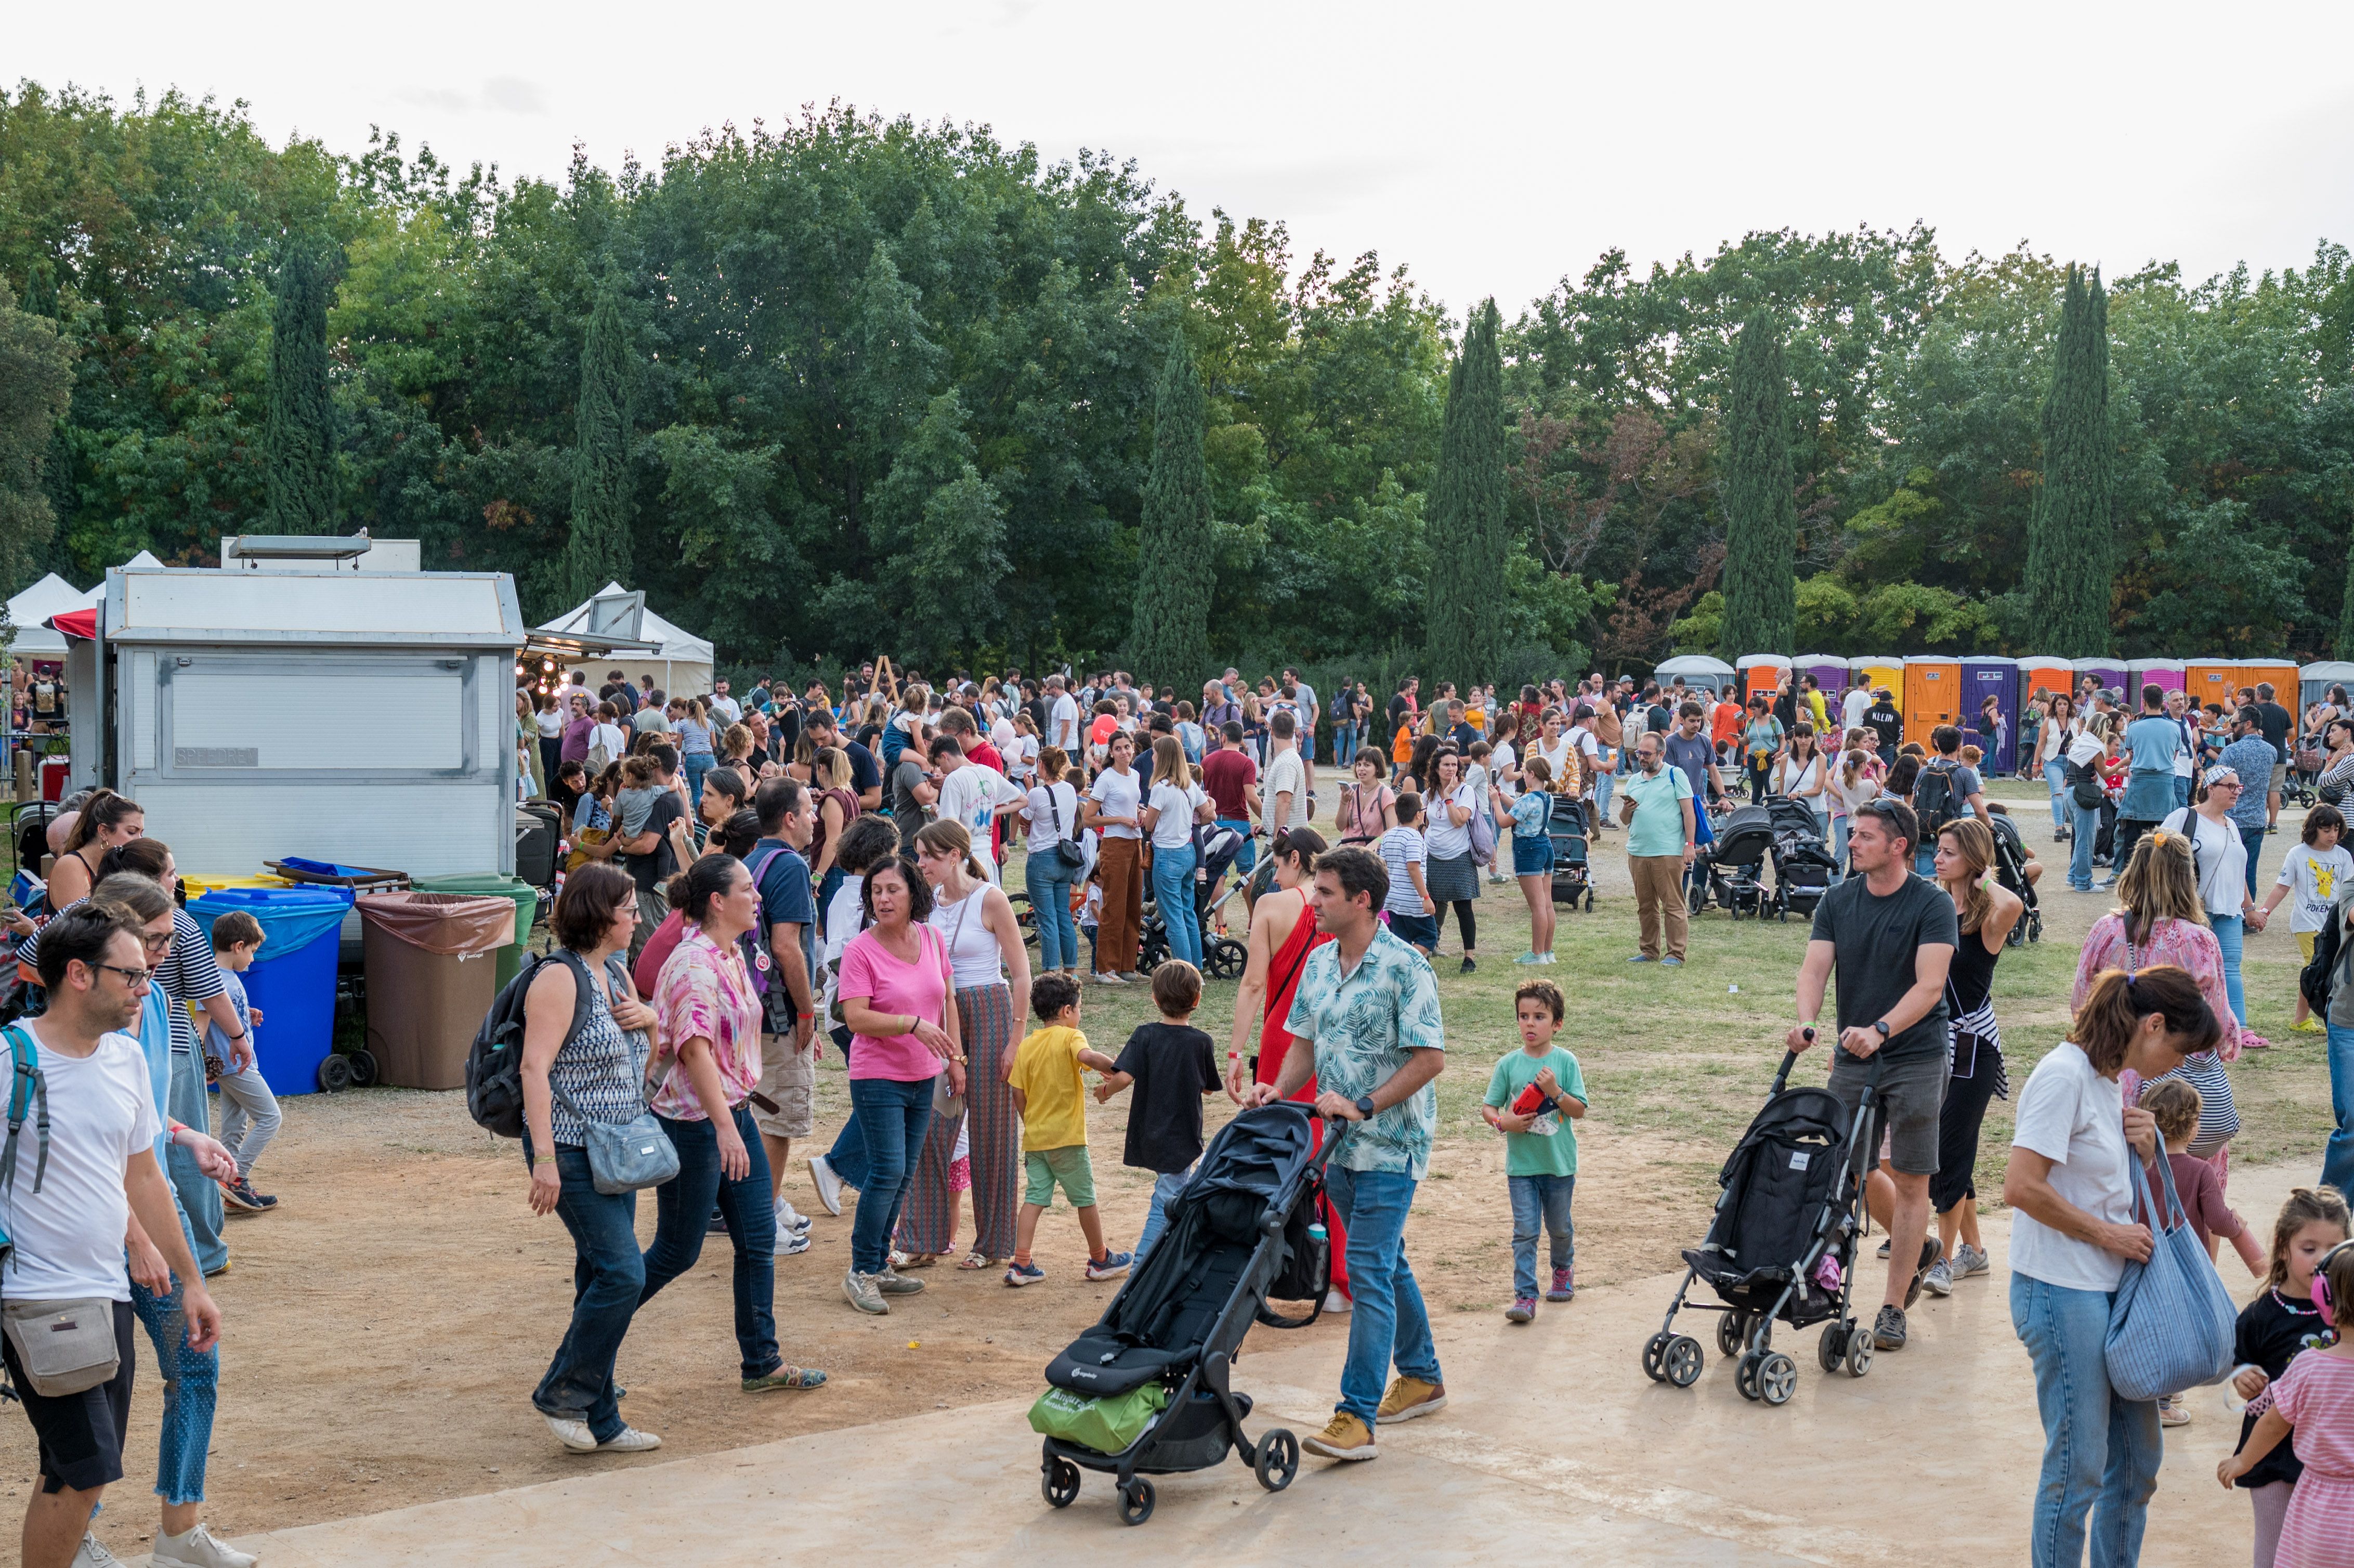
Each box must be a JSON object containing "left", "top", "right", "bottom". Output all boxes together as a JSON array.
[
  {"left": 2072, "top": 656, "right": 2127, "bottom": 703},
  {"left": 1794, "top": 654, "right": 1850, "bottom": 710},
  {"left": 1961, "top": 657, "right": 2019, "bottom": 774},
  {"left": 2126, "top": 659, "right": 2185, "bottom": 703}
]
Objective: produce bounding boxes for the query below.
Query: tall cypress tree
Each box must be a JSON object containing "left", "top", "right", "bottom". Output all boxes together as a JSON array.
[
  {"left": 565, "top": 278, "right": 636, "bottom": 603},
  {"left": 2026, "top": 265, "right": 2114, "bottom": 656},
  {"left": 1424, "top": 298, "right": 1507, "bottom": 686},
  {"left": 1717, "top": 312, "right": 1797, "bottom": 659},
  {"left": 1128, "top": 335, "right": 1213, "bottom": 686},
  {"left": 263, "top": 236, "right": 340, "bottom": 533}
]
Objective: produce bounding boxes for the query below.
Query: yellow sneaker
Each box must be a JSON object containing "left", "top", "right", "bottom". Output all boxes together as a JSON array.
[
  {"left": 1374, "top": 1375, "right": 1448, "bottom": 1425},
  {"left": 1302, "top": 1411, "right": 1379, "bottom": 1461}
]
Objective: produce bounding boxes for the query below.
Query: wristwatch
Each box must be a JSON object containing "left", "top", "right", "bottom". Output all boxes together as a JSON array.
[
  {"left": 1873, "top": 1021, "right": 1892, "bottom": 1040},
  {"left": 1354, "top": 1094, "right": 1377, "bottom": 1120}
]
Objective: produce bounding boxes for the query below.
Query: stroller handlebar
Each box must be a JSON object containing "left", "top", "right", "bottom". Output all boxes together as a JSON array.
[{"left": 1770, "top": 1030, "right": 1816, "bottom": 1093}]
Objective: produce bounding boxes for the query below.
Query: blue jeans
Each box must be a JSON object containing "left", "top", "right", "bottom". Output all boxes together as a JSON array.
[
  {"left": 847, "top": 1076, "right": 935, "bottom": 1275},
  {"left": 1024, "top": 852, "right": 1081, "bottom": 972},
  {"left": 639, "top": 1106, "right": 780, "bottom": 1380},
  {"left": 2324, "top": 1023, "right": 2354, "bottom": 1198},
  {"left": 2211, "top": 912, "right": 2247, "bottom": 1025},
  {"left": 1335, "top": 725, "right": 1357, "bottom": 767},
  {"left": 2045, "top": 759, "right": 2070, "bottom": 828},
  {"left": 167, "top": 1048, "right": 227, "bottom": 1275},
  {"left": 1136, "top": 1166, "right": 1193, "bottom": 1262},
  {"left": 1592, "top": 769, "right": 1614, "bottom": 824},
  {"left": 2241, "top": 822, "right": 2266, "bottom": 901},
  {"left": 1829, "top": 814, "right": 1850, "bottom": 880},
  {"left": 2175, "top": 776, "right": 2194, "bottom": 812},
  {"left": 1324, "top": 1164, "right": 1442, "bottom": 1427},
  {"left": 2010, "top": 1272, "right": 2161, "bottom": 1568},
  {"left": 1507, "top": 1173, "right": 1575, "bottom": 1299},
  {"left": 2069, "top": 799, "right": 2101, "bottom": 890},
  {"left": 1218, "top": 817, "right": 1257, "bottom": 878},
  {"left": 1152, "top": 841, "right": 1201, "bottom": 966},
  {"left": 127, "top": 1206, "right": 216, "bottom": 1506},
  {"left": 683, "top": 752, "right": 715, "bottom": 805},
  {"left": 531, "top": 1145, "right": 643, "bottom": 1443}
]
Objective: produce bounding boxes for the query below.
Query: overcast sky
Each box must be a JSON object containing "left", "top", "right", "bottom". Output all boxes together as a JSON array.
[{"left": 18, "top": 1, "right": 2354, "bottom": 318}]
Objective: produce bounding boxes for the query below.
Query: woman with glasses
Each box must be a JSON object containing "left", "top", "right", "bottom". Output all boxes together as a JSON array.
[{"left": 2158, "top": 767, "right": 2270, "bottom": 1029}]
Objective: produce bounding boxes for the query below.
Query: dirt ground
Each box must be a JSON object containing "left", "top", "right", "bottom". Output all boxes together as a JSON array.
[{"left": 5, "top": 779, "right": 2333, "bottom": 1547}]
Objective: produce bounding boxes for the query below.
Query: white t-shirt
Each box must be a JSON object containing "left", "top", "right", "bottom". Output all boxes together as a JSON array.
[
  {"left": 2277, "top": 843, "right": 2354, "bottom": 933},
  {"left": 1263, "top": 748, "right": 1307, "bottom": 831},
  {"left": 1842, "top": 688, "right": 1872, "bottom": 732},
  {"left": 1378, "top": 826, "right": 1428, "bottom": 915},
  {"left": 2159, "top": 807, "right": 2247, "bottom": 917},
  {"left": 1088, "top": 767, "right": 1143, "bottom": 839},
  {"left": 1025, "top": 781, "right": 1081, "bottom": 846},
  {"left": 2009, "top": 1042, "right": 2134, "bottom": 1293},
  {"left": 588, "top": 721, "right": 628, "bottom": 760},
  {"left": 534, "top": 708, "right": 565, "bottom": 739},
  {"left": 1531, "top": 736, "right": 1572, "bottom": 785},
  {"left": 1571, "top": 728, "right": 1603, "bottom": 780},
  {"left": 709, "top": 695, "right": 743, "bottom": 725},
  {"left": 1049, "top": 694, "right": 1081, "bottom": 752},
  {"left": 935, "top": 765, "right": 1022, "bottom": 882},
  {"left": 1, "top": 1025, "right": 160, "bottom": 1303},
  {"left": 1425, "top": 781, "right": 1479, "bottom": 859},
  {"left": 1147, "top": 781, "right": 1208, "bottom": 849}
]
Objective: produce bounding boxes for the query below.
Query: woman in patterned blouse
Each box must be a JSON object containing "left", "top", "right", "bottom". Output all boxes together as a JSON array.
[{"left": 642, "top": 855, "right": 830, "bottom": 1396}]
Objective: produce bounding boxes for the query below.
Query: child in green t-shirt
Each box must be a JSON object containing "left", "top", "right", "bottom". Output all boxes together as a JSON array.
[{"left": 1481, "top": 978, "right": 1587, "bottom": 1322}]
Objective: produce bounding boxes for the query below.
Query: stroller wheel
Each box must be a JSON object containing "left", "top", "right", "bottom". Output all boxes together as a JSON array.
[
  {"left": 1205, "top": 937, "right": 1248, "bottom": 981},
  {"left": 1817, "top": 1323, "right": 1846, "bottom": 1374},
  {"left": 1254, "top": 1428, "right": 1300, "bottom": 1492},
  {"left": 1757, "top": 1351, "right": 1798, "bottom": 1406},
  {"left": 1662, "top": 1334, "right": 1704, "bottom": 1389},
  {"left": 1734, "top": 1351, "right": 1761, "bottom": 1402},
  {"left": 1845, "top": 1321, "right": 1875, "bottom": 1379},
  {"left": 1585, "top": 888, "right": 1595, "bottom": 912},
  {"left": 1041, "top": 1453, "right": 1081, "bottom": 1509},
  {"left": 1117, "top": 1477, "right": 1156, "bottom": 1526},
  {"left": 2028, "top": 911, "right": 2044, "bottom": 945},
  {"left": 1641, "top": 1330, "right": 1672, "bottom": 1382},
  {"left": 1716, "top": 1312, "right": 1748, "bottom": 1360}
]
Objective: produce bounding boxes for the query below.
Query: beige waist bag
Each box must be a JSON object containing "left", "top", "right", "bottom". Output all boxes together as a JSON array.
[{"left": 3, "top": 1298, "right": 120, "bottom": 1397}]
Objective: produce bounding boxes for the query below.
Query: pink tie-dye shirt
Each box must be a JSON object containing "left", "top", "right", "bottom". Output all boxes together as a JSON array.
[{"left": 650, "top": 926, "right": 764, "bottom": 1120}]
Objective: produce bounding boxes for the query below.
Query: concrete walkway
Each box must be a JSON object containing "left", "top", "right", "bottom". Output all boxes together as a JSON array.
[{"left": 210, "top": 1166, "right": 2306, "bottom": 1566}]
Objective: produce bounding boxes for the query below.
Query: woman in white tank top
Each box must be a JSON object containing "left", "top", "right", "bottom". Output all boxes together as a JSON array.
[{"left": 897, "top": 819, "right": 1034, "bottom": 1269}]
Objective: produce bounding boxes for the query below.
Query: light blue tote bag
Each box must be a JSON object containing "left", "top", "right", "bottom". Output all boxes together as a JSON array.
[{"left": 2103, "top": 1151, "right": 2237, "bottom": 1402}]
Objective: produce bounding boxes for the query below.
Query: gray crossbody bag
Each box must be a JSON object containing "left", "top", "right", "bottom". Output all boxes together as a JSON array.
[
  {"left": 551, "top": 969, "right": 679, "bottom": 1196},
  {"left": 0, "top": 1025, "right": 122, "bottom": 1399}
]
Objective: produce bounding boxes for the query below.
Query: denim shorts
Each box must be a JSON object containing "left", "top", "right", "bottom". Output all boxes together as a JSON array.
[
  {"left": 1512, "top": 834, "right": 1556, "bottom": 877},
  {"left": 1024, "top": 1144, "right": 1097, "bottom": 1208},
  {"left": 1388, "top": 911, "right": 1440, "bottom": 950}
]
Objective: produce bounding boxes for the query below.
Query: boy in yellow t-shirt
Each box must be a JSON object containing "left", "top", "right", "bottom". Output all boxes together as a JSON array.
[{"left": 1004, "top": 972, "right": 1127, "bottom": 1287}]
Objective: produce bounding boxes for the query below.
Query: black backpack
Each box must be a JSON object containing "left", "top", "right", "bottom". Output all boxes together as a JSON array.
[
  {"left": 1915, "top": 761, "right": 1959, "bottom": 835},
  {"left": 2303, "top": 899, "right": 2346, "bottom": 1015},
  {"left": 465, "top": 950, "right": 594, "bottom": 1142}
]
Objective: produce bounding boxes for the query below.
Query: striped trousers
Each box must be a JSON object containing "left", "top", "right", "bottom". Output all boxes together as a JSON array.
[{"left": 895, "top": 983, "right": 1021, "bottom": 1259}]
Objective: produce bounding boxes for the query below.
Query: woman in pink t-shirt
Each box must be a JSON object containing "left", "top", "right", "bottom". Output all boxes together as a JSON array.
[{"left": 835, "top": 856, "right": 966, "bottom": 1314}]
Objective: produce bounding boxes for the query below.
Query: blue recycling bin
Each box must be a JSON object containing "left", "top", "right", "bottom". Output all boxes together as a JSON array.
[{"left": 186, "top": 886, "right": 355, "bottom": 1096}]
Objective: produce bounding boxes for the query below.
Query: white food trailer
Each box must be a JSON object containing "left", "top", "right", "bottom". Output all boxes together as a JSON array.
[{"left": 67, "top": 547, "right": 530, "bottom": 879}]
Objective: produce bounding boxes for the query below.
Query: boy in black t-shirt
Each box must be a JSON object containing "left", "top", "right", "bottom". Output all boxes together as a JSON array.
[{"left": 1093, "top": 959, "right": 1222, "bottom": 1263}]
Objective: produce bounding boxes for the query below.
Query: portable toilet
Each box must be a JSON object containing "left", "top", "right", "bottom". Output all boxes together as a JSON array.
[
  {"left": 1653, "top": 654, "right": 1735, "bottom": 698},
  {"left": 2016, "top": 656, "right": 2074, "bottom": 711},
  {"left": 2241, "top": 658, "right": 2300, "bottom": 709},
  {"left": 1794, "top": 653, "right": 1849, "bottom": 702},
  {"left": 1737, "top": 654, "right": 1789, "bottom": 704},
  {"left": 2300, "top": 660, "right": 2354, "bottom": 713},
  {"left": 2072, "top": 656, "right": 2128, "bottom": 702},
  {"left": 2186, "top": 658, "right": 2239, "bottom": 713},
  {"left": 1850, "top": 656, "right": 1905, "bottom": 712},
  {"left": 1960, "top": 657, "right": 2020, "bottom": 773},
  {"left": 1904, "top": 658, "right": 1963, "bottom": 749},
  {"left": 2126, "top": 659, "right": 2186, "bottom": 705}
]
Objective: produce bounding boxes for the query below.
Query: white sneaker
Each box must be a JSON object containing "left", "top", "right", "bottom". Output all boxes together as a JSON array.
[
  {"left": 150, "top": 1523, "right": 257, "bottom": 1568},
  {"left": 597, "top": 1425, "right": 663, "bottom": 1452},
  {"left": 544, "top": 1411, "right": 599, "bottom": 1451},
  {"left": 1324, "top": 1288, "right": 1353, "bottom": 1315},
  {"left": 807, "top": 1156, "right": 843, "bottom": 1217},
  {"left": 777, "top": 1227, "right": 813, "bottom": 1256},
  {"left": 73, "top": 1536, "right": 125, "bottom": 1568},
  {"left": 775, "top": 1196, "right": 813, "bottom": 1233}
]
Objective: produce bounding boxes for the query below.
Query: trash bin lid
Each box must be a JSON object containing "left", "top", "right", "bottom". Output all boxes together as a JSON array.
[
  {"left": 355, "top": 891, "right": 517, "bottom": 958},
  {"left": 186, "top": 886, "right": 355, "bottom": 958}
]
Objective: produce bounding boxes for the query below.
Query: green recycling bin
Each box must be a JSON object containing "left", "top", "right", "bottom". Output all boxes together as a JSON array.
[{"left": 410, "top": 872, "right": 539, "bottom": 989}]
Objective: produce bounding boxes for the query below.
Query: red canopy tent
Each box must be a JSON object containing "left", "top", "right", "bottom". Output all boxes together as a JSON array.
[{"left": 48, "top": 608, "right": 96, "bottom": 642}]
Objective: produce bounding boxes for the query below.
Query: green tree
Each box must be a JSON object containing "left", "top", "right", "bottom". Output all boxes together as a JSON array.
[
  {"left": 564, "top": 277, "right": 635, "bottom": 603},
  {"left": 1129, "top": 336, "right": 1214, "bottom": 685},
  {"left": 263, "top": 235, "right": 342, "bottom": 533},
  {"left": 2026, "top": 265, "right": 2114, "bottom": 655},
  {"left": 1424, "top": 299, "right": 1507, "bottom": 684},
  {"left": 0, "top": 281, "right": 77, "bottom": 591},
  {"left": 1718, "top": 313, "right": 1797, "bottom": 657}
]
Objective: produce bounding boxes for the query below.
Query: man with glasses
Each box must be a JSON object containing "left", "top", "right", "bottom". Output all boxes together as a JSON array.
[
  {"left": 1786, "top": 796, "right": 1956, "bottom": 1353},
  {"left": 1618, "top": 733, "right": 1697, "bottom": 966},
  {"left": 2214, "top": 712, "right": 2286, "bottom": 900}
]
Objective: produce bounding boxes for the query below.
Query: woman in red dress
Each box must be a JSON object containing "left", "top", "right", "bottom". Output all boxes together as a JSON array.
[{"left": 1224, "top": 826, "right": 1349, "bottom": 1306}]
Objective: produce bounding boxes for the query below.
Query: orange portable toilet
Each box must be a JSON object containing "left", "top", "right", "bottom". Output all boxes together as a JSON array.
[
  {"left": 2185, "top": 659, "right": 2238, "bottom": 713},
  {"left": 1737, "top": 654, "right": 1789, "bottom": 704},
  {"left": 2240, "top": 658, "right": 2300, "bottom": 708},
  {"left": 1903, "top": 659, "right": 1962, "bottom": 749},
  {"left": 2016, "top": 656, "right": 2073, "bottom": 711}
]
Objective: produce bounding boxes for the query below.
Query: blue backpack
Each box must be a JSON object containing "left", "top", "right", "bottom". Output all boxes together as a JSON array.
[{"left": 0, "top": 1025, "right": 50, "bottom": 1270}]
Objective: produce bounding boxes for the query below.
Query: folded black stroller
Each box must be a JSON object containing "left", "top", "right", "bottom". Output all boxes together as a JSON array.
[
  {"left": 1986, "top": 811, "right": 2044, "bottom": 946},
  {"left": 1764, "top": 799, "right": 1837, "bottom": 921},
  {"left": 1547, "top": 793, "right": 1594, "bottom": 911},
  {"left": 1036, "top": 1104, "right": 1338, "bottom": 1524},
  {"left": 1643, "top": 1040, "right": 1882, "bottom": 1406}
]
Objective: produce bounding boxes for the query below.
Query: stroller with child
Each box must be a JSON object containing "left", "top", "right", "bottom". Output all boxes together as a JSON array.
[
  {"left": 1691, "top": 801, "right": 1777, "bottom": 918},
  {"left": 1765, "top": 797, "right": 1839, "bottom": 920},
  {"left": 1137, "top": 821, "right": 1250, "bottom": 979},
  {"left": 1547, "top": 793, "right": 1595, "bottom": 911},
  {"left": 1642, "top": 1037, "right": 1882, "bottom": 1406},
  {"left": 1033, "top": 1104, "right": 1339, "bottom": 1524},
  {"left": 1987, "top": 809, "right": 2045, "bottom": 946}
]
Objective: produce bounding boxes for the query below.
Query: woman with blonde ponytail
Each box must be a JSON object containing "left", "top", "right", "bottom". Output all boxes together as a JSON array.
[{"left": 1920, "top": 818, "right": 2022, "bottom": 1297}]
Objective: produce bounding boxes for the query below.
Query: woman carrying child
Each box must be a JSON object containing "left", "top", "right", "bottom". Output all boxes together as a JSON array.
[{"left": 2219, "top": 1187, "right": 2352, "bottom": 1566}]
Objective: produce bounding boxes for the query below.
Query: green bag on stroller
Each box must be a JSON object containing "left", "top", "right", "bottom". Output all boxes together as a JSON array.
[{"left": 1026, "top": 1381, "right": 1169, "bottom": 1455}]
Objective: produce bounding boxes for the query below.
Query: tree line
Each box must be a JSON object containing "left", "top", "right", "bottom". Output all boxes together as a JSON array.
[{"left": 4, "top": 81, "right": 2352, "bottom": 687}]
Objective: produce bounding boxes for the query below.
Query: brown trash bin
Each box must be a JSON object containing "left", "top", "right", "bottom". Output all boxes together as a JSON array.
[{"left": 358, "top": 892, "right": 517, "bottom": 1090}]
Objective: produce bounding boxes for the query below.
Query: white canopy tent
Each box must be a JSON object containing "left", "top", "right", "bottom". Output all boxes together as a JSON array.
[
  {"left": 538, "top": 582, "right": 715, "bottom": 699},
  {"left": 6, "top": 573, "right": 102, "bottom": 657}
]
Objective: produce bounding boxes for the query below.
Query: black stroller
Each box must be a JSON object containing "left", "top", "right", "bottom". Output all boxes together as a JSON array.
[
  {"left": 1547, "top": 793, "right": 1594, "bottom": 911},
  {"left": 1765, "top": 798, "right": 1838, "bottom": 920},
  {"left": 1037, "top": 1104, "right": 1338, "bottom": 1524},
  {"left": 1137, "top": 822, "right": 1249, "bottom": 979},
  {"left": 1987, "top": 809, "right": 2045, "bottom": 946},
  {"left": 1692, "top": 802, "right": 1777, "bottom": 918},
  {"left": 1642, "top": 1039, "right": 1882, "bottom": 1406}
]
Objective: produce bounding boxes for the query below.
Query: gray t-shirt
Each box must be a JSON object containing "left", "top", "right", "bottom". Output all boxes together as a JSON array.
[
  {"left": 1660, "top": 732, "right": 1716, "bottom": 797},
  {"left": 1809, "top": 873, "right": 1959, "bottom": 1064}
]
